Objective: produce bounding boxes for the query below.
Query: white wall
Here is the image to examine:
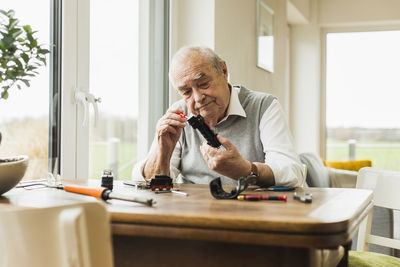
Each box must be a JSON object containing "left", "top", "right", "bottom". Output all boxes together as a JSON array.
[
  {"left": 319, "top": 0, "right": 400, "bottom": 27},
  {"left": 290, "top": 0, "right": 400, "bottom": 155},
  {"left": 290, "top": 0, "right": 321, "bottom": 154}
]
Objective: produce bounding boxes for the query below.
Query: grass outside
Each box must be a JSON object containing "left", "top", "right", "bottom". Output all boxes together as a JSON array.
[
  {"left": 89, "top": 142, "right": 137, "bottom": 180},
  {"left": 326, "top": 141, "right": 400, "bottom": 171}
]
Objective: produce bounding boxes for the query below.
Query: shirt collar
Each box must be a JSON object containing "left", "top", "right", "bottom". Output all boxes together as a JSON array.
[{"left": 218, "top": 85, "right": 246, "bottom": 124}]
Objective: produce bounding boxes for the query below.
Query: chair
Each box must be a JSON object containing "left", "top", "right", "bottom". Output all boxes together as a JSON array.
[
  {"left": 323, "top": 159, "right": 372, "bottom": 172},
  {"left": 300, "top": 153, "right": 397, "bottom": 257},
  {"left": 299, "top": 152, "right": 358, "bottom": 188},
  {"left": 0, "top": 201, "right": 113, "bottom": 267},
  {"left": 349, "top": 167, "right": 400, "bottom": 266}
]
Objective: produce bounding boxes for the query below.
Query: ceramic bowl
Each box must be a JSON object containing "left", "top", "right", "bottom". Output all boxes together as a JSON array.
[{"left": 0, "top": 155, "right": 29, "bottom": 195}]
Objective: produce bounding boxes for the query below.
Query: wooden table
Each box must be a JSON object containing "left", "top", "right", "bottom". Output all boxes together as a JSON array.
[
  {"left": 1, "top": 180, "right": 373, "bottom": 267},
  {"left": 108, "top": 182, "right": 372, "bottom": 267}
]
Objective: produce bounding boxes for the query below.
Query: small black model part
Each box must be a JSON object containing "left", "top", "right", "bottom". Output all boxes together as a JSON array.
[
  {"left": 187, "top": 115, "right": 221, "bottom": 148},
  {"left": 209, "top": 177, "right": 248, "bottom": 199},
  {"left": 150, "top": 174, "right": 173, "bottom": 191},
  {"left": 209, "top": 175, "right": 258, "bottom": 200},
  {"left": 101, "top": 169, "right": 114, "bottom": 190}
]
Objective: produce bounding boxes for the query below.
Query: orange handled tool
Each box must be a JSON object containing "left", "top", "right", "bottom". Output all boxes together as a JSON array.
[{"left": 63, "top": 185, "right": 155, "bottom": 206}]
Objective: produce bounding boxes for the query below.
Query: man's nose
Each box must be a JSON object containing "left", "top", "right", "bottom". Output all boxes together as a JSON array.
[{"left": 193, "top": 90, "right": 204, "bottom": 103}]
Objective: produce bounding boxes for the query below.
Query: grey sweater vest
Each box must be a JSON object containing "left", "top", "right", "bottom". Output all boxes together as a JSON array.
[{"left": 176, "top": 86, "right": 276, "bottom": 185}]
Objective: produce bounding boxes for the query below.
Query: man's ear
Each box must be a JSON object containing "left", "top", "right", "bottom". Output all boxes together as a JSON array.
[{"left": 221, "top": 61, "right": 228, "bottom": 80}]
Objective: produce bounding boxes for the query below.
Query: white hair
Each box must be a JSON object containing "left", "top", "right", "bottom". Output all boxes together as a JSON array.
[{"left": 169, "top": 46, "right": 225, "bottom": 83}]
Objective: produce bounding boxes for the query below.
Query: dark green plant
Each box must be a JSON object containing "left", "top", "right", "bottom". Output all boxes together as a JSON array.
[{"left": 0, "top": 9, "right": 49, "bottom": 100}]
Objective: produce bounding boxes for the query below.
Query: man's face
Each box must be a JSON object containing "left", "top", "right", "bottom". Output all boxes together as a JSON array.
[{"left": 171, "top": 53, "right": 230, "bottom": 126}]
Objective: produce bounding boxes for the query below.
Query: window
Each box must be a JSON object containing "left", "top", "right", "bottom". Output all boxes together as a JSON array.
[
  {"left": 325, "top": 30, "right": 400, "bottom": 171},
  {"left": 87, "top": 0, "right": 140, "bottom": 180},
  {"left": 60, "top": 0, "right": 169, "bottom": 180},
  {"left": 0, "top": 0, "right": 52, "bottom": 180}
]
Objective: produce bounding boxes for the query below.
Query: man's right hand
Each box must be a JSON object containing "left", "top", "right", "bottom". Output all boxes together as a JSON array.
[
  {"left": 143, "top": 107, "right": 186, "bottom": 180},
  {"left": 156, "top": 107, "right": 187, "bottom": 154}
]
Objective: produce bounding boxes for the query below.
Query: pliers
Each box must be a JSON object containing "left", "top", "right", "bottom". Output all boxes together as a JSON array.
[{"left": 293, "top": 192, "right": 312, "bottom": 203}]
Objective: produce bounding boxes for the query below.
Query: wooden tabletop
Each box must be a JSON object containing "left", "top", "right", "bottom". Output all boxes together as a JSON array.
[
  {"left": 107, "top": 183, "right": 373, "bottom": 248},
  {"left": 0, "top": 180, "right": 373, "bottom": 249}
]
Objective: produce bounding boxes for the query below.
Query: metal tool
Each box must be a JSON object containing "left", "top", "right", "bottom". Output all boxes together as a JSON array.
[
  {"left": 63, "top": 185, "right": 155, "bottom": 206},
  {"left": 123, "top": 181, "right": 150, "bottom": 190},
  {"left": 237, "top": 194, "right": 287, "bottom": 201},
  {"left": 154, "top": 189, "right": 189, "bottom": 196},
  {"left": 293, "top": 192, "right": 312, "bottom": 203},
  {"left": 16, "top": 179, "right": 154, "bottom": 206}
]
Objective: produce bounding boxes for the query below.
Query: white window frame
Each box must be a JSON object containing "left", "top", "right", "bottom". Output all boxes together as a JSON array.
[{"left": 60, "top": 0, "right": 169, "bottom": 179}]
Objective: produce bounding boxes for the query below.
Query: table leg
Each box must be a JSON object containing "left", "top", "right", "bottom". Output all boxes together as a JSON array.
[{"left": 338, "top": 241, "right": 352, "bottom": 267}]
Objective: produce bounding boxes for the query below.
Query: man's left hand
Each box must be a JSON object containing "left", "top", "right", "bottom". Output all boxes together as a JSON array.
[{"left": 200, "top": 135, "right": 251, "bottom": 179}]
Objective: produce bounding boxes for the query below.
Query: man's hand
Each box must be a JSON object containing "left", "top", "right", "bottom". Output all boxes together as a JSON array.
[
  {"left": 200, "top": 135, "right": 252, "bottom": 179},
  {"left": 143, "top": 107, "right": 186, "bottom": 181},
  {"left": 156, "top": 107, "right": 186, "bottom": 155}
]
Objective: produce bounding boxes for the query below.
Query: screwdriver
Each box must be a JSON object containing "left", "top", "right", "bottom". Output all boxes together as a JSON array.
[
  {"left": 237, "top": 194, "right": 287, "bottom": 201},
  {"left": 63, "top": 185, "right": 155, "bottom": 206}
]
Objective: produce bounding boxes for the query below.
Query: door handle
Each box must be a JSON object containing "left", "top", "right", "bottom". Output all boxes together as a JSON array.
[{"left": 74, "top": 90, "right": 100, "bottom": 127}]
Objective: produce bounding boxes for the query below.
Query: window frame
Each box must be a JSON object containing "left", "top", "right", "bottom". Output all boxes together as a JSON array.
[{"left": 49, "top": 0, "right": 62, "bottom": 174}]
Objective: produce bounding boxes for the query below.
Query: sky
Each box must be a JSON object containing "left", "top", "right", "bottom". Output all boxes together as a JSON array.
[{"left": 326, "top": 31, "right": 400, "bottom": 128}]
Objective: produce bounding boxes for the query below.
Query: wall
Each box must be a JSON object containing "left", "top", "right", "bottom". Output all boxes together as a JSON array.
[
  {"left": 290, "top": 0, "right": 400, "bottom": 155},
  {"left": 290, "top": 0, "right": 321, "bottom": 154},
  {"left": 319, "top": 0, "right": 400, "bottom": 27}
]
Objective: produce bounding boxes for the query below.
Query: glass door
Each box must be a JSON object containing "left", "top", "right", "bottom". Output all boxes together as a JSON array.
[
  {"left": 88, "top": 0, "right": 140, "bottom": 180},
  {"left": 60, "top": 0, "right": 169, "bottom": 180}
]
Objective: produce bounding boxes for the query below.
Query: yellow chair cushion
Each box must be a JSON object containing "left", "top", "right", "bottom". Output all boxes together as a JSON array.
[
  {"left": 323, "top": 159, "right": 372, "bottom": 172},
  {"left": 349, "top": 251, "right": 400, "bottom": 267}
]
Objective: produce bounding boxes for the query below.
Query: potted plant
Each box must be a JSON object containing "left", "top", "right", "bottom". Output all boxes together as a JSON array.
[{"left": 0, "top": 9, "right": 49, "bottom": 194}]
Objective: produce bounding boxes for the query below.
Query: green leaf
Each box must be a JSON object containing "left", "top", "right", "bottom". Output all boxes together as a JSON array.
[
  {"left": 38, "top": 56, "right": 47, "bottom": 65},
  {"left": 15, "top": 58, "right": 23, "bottom": 68},
  {"left": 21, "top": 53, "right": 29, "bottom": 63},
  {"left": 7, "top": 10, "right": 15, "bottom": 17},
  {"left": 11, "top": 29, "right": 23, "bottom": 38},
  {"left": 20, "top": 79, "right": 30, "bottom": 87},
  {"left": 38, "top": 48, "right": 50, "bottom": 55},
  {"left": 1, "top": 91, "right": 9, "bottom": 99},
  {"left": 23, "top": 25, "right": 32, "bottom": 33},
  {"left": 26, "top": 65, "right": 36, "bottom": 71},
  {"left": 9, "top": 18, "right": 19, "bottom": 29}
]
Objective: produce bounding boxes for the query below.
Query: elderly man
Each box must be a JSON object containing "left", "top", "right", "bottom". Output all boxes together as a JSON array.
[{"left": 132, "top": 46, "right": 303, "bottom": 187}]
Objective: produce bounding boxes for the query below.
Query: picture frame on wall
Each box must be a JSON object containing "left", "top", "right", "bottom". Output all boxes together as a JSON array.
[{"left": 257, "top": 0, "right": 274, "bottom": 72}]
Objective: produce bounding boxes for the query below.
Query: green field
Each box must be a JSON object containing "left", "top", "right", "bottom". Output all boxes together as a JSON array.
[
  {"left": 326, "top": 141, "right": 400, "bottom": 171},
  {"left": 89, "top": 143, "right": 137, "bottom": 180}
]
